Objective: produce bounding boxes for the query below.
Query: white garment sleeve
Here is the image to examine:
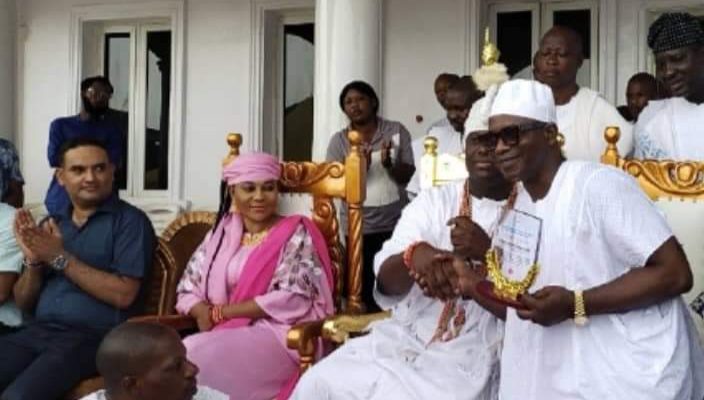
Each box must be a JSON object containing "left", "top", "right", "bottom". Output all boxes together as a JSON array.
[
  {"left": 595, "top": 98, "right": 634, "bottom": 157},
  {"left": 585, "top": 167, "right": 672, "bottom": 269},
  {"left": 372, "top": 189, "right": 442, "bottom": 309}
]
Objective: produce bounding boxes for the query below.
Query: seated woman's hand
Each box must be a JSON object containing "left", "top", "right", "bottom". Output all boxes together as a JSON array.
[{"left": 191, "top": 302, "right": 214, "bottom": 332}]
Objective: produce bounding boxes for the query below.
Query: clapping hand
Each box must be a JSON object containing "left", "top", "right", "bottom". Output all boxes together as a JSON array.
[
  {"left": 380, "top": 140, "right": 393, "bottom": 169},
  {"left": 14, "top": 210, "right": 64, "bottom": 264},
  {"left": 447, "top": 216, "right": 491, "bottom": 262},
  {"left": 516, "top": 286, "right": 574, "bottom": 326}
]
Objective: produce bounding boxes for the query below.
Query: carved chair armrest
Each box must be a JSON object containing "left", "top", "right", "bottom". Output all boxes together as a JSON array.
[
  {"left": 130, "top": 314, "right": 198, "bottom": 332},
  {"left": 321, "top": 311, "right": 391, "bottom": 343},
  {"left": 286, "top": 311, "right": 391, "bottom": 373}
]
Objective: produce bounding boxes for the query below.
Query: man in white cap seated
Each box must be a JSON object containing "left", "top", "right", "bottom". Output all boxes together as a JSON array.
[
  {"left": 634, "top": 12, "right": 704, "bottom": 159},
  {"left": 534, "top": 26, "right": 632, "bottom": 160},
  {"left": 477, "top": 78, "right": 704, "bottom": 399},
  {"left": 290, "top": 85, "right": 511, "bottom": 400}
]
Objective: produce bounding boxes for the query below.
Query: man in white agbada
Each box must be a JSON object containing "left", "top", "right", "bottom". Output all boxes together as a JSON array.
[
  {"left": 408, "top": 77, "right": 482, "bottom": 196},
  {"left": 291, "top": 85, "right": 512, "bottom": 400},
  {"left": 534, "top": 26, "right": 632, "bottom": 161},
  {"left": 634, "top": 12, "right": 704, "bottom": 160},
  {"left": 80, "top": 322, "right": 227, "bottom": 400},
  {"left": 482, "top": 79, "right": 704, "bottom": 399}
]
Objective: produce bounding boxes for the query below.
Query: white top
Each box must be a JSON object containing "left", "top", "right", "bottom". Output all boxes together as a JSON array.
[
  {"left": 407, "top": 125, "right": 465, "bottom": 196},
  {"left": 634, "top": 97, "right": 704, "bottom": 160},
  {"left": 371, "top": 181, "right": 505, "bottom": 399},
  {"left": 499, "top": 161, "right": 704, "bottom": 400},
  {"left": 80, "top": 386, "right": 228, "bottom": 400},
  {"left": 426, "top": 117, "right": 451, "bottom": 133},
  {"left": 557, "top": 87, "right": 633, "bottom": 161},
  {"left": 0, "top": 203, "right": 23, "bottom": 327}
]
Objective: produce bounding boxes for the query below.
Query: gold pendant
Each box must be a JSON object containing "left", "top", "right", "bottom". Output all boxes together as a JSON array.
[{"left": 485, "top": 248, "right": 539, "bottom": 302}]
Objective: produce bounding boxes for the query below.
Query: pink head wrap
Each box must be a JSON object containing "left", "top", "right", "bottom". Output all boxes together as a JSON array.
[{"left": 223, "top": 152, "right": 281, "bottom": 185}]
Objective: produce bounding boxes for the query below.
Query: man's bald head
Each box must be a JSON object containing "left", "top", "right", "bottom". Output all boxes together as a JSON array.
[
  {"left": 97, "top": 322, "right": 198, "bottom": 400},
  {"left": 97, "top": 322, "right": 180, "bottom": 389},
  {"left": 434, "top": 73, "right": 460, "bottom": 109},
  {"left": 534, "top": 26, "right": 584, "bottom": 92},
  {"left": 445, "top": 76, "right": 482, "bottom": 133}
]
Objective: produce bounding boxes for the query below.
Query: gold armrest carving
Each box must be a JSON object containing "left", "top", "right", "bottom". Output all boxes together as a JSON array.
[{"left": 321, "top": 311, "right": 391, "bottom": 344}]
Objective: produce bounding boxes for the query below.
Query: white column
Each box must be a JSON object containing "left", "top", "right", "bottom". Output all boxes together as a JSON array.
[
  {"left": 0, "top": 0, "right": 14, "bottom": 140},
  {"left": 312, "top": 0, "right": 382, "bottom": 161}
]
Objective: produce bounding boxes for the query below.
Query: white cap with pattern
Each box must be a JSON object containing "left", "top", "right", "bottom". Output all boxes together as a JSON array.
[{"left": 489, "top": 79, "right": 557, "bottom": 124}]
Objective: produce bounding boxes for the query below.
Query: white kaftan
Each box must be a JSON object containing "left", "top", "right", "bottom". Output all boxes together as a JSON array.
[
  {"left": 292, "top": 182, "right": 504, "bottom": 400},
  {"left": 634, "top": 97, "right": 704, "bottom": 160},
  {"left": 499, "top": 161, "right": 704, "bottom": 400},
  {"left": 557, "top": 87, "right": 633, "bottom": 161},
  {"left": 407, "top": 125, "right": 466, "bottom": 196}
]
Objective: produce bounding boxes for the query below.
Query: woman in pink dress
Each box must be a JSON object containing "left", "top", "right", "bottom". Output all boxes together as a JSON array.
[{"left": 175, "top": 152, "right": 335, "bottom": 400}]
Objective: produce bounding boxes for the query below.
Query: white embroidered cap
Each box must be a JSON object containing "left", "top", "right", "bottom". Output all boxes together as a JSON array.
[
  {"left": 465, "top": 84, "right": 500, "bottom": 134},
  {"left": 489, "top": 79, "right": 557, "bottom": 124}
]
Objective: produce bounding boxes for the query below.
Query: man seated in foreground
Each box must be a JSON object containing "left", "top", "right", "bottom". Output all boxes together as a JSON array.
[
  {"left": 0, "top": 138, "right": 155, "bottom": 400},
  {"left": 292, "top": 86, "right": 510, "bottom": 400},
  {"left": 482, "top": 79, "right": 704, "bottom": 399},
  {"left": 80, "top": 322, "right": 226, "bottom": 400}
]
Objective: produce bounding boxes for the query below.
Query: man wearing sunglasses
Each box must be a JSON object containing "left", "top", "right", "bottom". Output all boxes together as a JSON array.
[
  {"left": 292, "top": 85, "right": 511, "bottom": 400},
  {"left": 534, "top": 26, "right": 632, "bottom": 162},
  {"left": 45, "top": 76, "right": 124, "bottom": 216},
  {"left": 484, "top": 79, "right": 704, "bottom": 400}
]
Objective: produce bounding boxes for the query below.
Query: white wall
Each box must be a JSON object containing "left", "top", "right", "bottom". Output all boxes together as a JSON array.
[
  {"left": 17, "top": 0, "right": 254, "bottom": 211},
  {"left": 0, "top": 0, "right": 14, "bottom": 140},
  {"left": 382, "top": 0, "right": 469, "bottom": 138}
]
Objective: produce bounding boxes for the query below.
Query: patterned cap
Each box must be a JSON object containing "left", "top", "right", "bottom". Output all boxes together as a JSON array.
[{"left": 648, "top": 12, "right": 704, "bottom": 53}]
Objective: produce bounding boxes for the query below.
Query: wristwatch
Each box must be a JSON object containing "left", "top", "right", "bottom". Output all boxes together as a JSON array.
[
  {"left": 573, "top": 290, "right": 589, "bottom": 326},
  {"left": 50, "top": 253, "right": 69, "bottom": 272}
]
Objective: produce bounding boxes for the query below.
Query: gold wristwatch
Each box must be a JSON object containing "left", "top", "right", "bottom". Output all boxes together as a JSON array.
[{"left": 573, "top": 290, "right": 588, "bottom": 326}]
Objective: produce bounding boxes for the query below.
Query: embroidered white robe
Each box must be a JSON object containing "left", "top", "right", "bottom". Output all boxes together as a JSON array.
[
  {"left": 292, "top": 182, "right": 504, "bottom": 400},
  {"left": 499, "top": 161, "right": 704, "bottom": 400}
]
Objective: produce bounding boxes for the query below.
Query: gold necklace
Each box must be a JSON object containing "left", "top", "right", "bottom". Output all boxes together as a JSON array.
[
  {"left": 428, "top": 181, "right": 518, "bottom": 345},
  {"left": 241, "top": 229, "right": 270, "bottom": 246}
]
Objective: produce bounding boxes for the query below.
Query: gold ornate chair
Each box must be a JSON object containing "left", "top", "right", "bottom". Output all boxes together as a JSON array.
[
  {"left": 65, "top": 238, "right": 182, "bottom": 399},
  {"left": 418, "top": 136, "right": 467, "bottom": 190},
  {"left": 602, "top": 126, "right": 704, "bottom": 341}
]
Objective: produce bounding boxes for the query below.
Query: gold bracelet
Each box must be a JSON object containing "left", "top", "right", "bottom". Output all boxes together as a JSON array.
[{"left": 574, "top": 290, "right": 589, "bottom": 326}]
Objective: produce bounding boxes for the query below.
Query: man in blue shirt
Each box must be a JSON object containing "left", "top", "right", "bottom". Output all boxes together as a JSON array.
[
  {"left": 1, "top": 137, "right": 155, "bottom": 400},
  {"left": 45, "top": 76, "right": 124, "bottom": 215}
]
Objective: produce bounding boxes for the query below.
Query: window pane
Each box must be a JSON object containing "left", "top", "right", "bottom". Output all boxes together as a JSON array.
[
  {"left": 553, "top": 9, "right": 592, "bottom": 87},
  {"left": 283, "top": 23, "right": 315, "bottom": 162},
  {"left": 497, "top": 11, "right": 534, "bottom": 78},
  {"left": 144, "top": 31, "right": 171, "bottom": 190},
  {"left": 104, "top": 33, "right": 130, "bottom": 190}
]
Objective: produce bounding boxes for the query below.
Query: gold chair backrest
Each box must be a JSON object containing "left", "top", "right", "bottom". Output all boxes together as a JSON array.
[
  {"left": 601, "top": 126, "right": 704, "bottom": 201},
  {"left": 419, "top": 136, "right": 467, "bottom": 189}
]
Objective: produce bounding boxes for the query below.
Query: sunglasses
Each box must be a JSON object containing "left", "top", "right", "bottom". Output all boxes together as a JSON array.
[{"left": 468, "top": 122, "right": 547, "bottom": 150}]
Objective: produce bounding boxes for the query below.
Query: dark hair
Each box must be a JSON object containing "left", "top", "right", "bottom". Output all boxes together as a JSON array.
[
  {"left": 339, "top": 80, "right": 379, "bottom": 114},
  {"left": 447, "top": 75, "right": 482, "bottom": 107},
  {"left": 57, "top": 137, "right": 110, "bottom": 167},
  {"left": 81, "top": 76, "right": 114, "bottom": 94},
  {"left": 544, "top": 25, "right": 584, "bottom": 59},
  {"left": 201, "top": 180, "right": 234, "bottom": 301},
  {"left": 435, "top": 73, "right": 460, "bottom": 86},
  {"left": 628, "top": 72, "right": 658, "bottom": 91}
]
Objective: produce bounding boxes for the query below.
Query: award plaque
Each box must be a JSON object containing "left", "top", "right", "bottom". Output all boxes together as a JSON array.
[{"left": 476, "top": 209, "right": 542, "bottom": 309}]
